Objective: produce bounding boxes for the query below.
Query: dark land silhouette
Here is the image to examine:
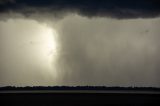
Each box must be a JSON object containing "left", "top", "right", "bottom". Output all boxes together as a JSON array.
[
  {"left": 0, "top": 86, "right": 160, "bottom": 91},
  {"left": 0, "top": 86, "right": 160, "bottom": 105}
]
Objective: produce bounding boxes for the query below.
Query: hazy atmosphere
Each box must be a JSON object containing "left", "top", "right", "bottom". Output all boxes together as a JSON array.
[{"left": 0, "top": 0, "right": 160, "bottom": 87}]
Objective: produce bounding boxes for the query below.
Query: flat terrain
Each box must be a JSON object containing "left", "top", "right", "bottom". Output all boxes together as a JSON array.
[{"left": 0, "top": 90, "right": 160, "bottom": 106}]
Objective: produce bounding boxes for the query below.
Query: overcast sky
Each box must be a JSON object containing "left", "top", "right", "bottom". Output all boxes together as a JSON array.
[{"left": 0, "top": 0, "right": 160, "bottom": 87}]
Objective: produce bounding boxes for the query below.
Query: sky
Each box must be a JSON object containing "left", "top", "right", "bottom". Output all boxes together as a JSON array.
[{"left": 0, "top": 0, "right": 160, "bottom": 87}]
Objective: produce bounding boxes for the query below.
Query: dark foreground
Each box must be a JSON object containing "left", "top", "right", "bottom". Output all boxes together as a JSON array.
[{"left": 0, "top": 91, "right": 160, "bottom": 106}]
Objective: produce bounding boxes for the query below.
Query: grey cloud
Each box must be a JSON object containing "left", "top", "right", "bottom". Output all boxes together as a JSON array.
[
  {"left": 0, "top": 0, "right": 160, "bottom": 19},
  {"left": 0, "top": 0, "right": 160, "bottom": 87},
  {"left": 0, "top": 0, "right": 15, "bottom": 4},
  {"left": 54, "top": 15, "right": 160, "bottom": 87}
]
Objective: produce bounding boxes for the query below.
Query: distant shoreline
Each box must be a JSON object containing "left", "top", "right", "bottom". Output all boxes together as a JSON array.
[
  {"left": 1, "top": 86, "right": 160, "bottom": 91},
  {"left": 1, "top": 86, "right": 160, "bottom": 94},
  {"left": 1, "top": 89, "right": 160, "bottom": 94}
]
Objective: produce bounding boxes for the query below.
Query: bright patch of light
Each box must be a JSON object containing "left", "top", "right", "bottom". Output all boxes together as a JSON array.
[
  {"left": 0, "top": 19, "right": 59, "bottom": 85},
  {"left": 35, "top": 24, "right": 58, "bottom": 78},
  {"left": 38, "top": 25, "right": 57, "bottom": 58}
]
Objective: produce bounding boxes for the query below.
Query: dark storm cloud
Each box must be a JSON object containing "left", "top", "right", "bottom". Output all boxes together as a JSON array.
[
  {"left": 0, "top": 0, "right": 160, "bottom": 87},
  {"left": 0, "top": 0, "right": 160, "bottom": 19}
]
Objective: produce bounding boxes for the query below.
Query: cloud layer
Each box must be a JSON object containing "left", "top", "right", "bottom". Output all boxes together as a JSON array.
[
  {"left": 0, "top": 0, "right": 160, "bottom": 87},
  {"left": 0, "top": 0, "right": 160, "bottom": 19},
  {"left": 54, "top": 15, "right": 160, "bottom": 87}
]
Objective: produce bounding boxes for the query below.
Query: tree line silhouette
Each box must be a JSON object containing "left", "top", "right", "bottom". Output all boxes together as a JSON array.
[{"left": 0, "top": 86, "right": 160, "bottom": 91}]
